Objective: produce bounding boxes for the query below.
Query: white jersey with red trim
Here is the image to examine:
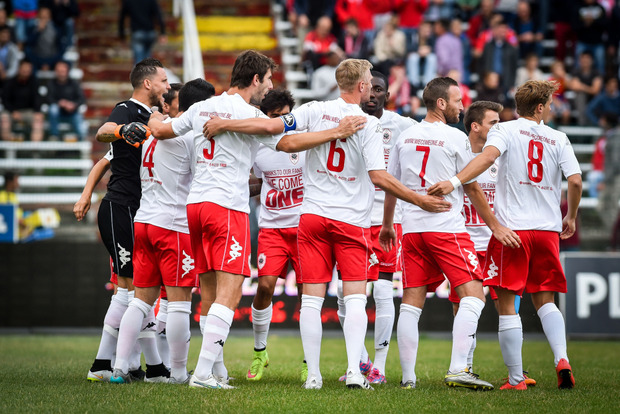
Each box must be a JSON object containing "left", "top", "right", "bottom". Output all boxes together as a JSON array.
[
  {"left": 463, "top": 156, "right": 498, "bottom": 251},
  {"left": 290, "top": 98, "right": 385, "bottom": 227},
  {"left": 171, "top": 92, "right": 282, "bottom": 213},
  {"left": 134, "top": 131, "right": 194, "bottom": 233},
  {"left": 484, "top": 118, "right": 581, "bottom": 232},
  {"left": 388, "top": 120, "right": 474, "bottom": 234},
  {"left": 370, "top": 110, "right": 417, "bottom": 226},
  {"left": 253, "top": 145, "right": 305, "bottom": 229}
]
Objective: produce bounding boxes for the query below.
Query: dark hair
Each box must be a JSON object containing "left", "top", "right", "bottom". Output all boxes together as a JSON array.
[
  {"left": 230, "top": 50, "right": 277, "bottom": 89},
  {"left": 129, "top": 57, "right": 164, "bottom": 89},
  {"left": 579, "top": 50, "right": 594, "bottom": 59},
  {"left": 260, "top": 89, "right": 295, "bottom": 115},
  {"left": 3, "top": 170, "right": 17, "bottom": 188},
  {"left": 178, "top": 78, "right": 216, "bottom": 112},
  {"left": 463, "top": 101, "right": 503, "bottom": 134},
  {"left": 163, "top": 83, "right": 183, "bottom": 105},
  {"left": 601, "top": 112, "right": 619, "bottom": 128},
  {"left": 371, "top": 70, "right": 389, "bottom": 89},
  {"left": 437, "top": 19, "right": 450, "bottom": 31},
  {"left": 422, "top": 77, "right": 459, "bottom": 111}
]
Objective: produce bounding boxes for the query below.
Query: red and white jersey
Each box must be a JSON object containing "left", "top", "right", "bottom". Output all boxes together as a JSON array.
[
  {"left": 134, "top": 131, "right": 194, "bottom": 233},
  {"left": 370, "top": 110, "right": 417, "bottom": 226},
  {"left": 388, "top": 120, "right": 474, "bottom": 234},
  {"left": 463, "top": 155, "right": 498, "bottom": 251},
  {"left": 171, "top": 92, "right": 282, "bottom": 213},
  {"left": 253, "top": 144, "right": 305, "bottom": 229},
  {"left": 290, "top": 98, "right": 385, "bottom": 227},
  {"left": 484, "top": 118, "right": 581, "bottom": 232}
]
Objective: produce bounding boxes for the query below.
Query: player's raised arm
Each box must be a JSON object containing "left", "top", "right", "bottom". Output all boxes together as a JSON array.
[
  {"left": 276, "top": 115, "right": 366, "bottom": 152},
  {"left": 204, "top": 115, "right": 284, "bottom": 138},
  {"left": 148, "top": 110, "right": 176, "bottom": 139}
]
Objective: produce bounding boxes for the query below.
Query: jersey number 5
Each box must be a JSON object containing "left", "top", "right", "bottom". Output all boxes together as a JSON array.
[
  {"left": 327, "top": 139, "right": 346, "bottom": 173},
  {"left": 527, "top": 140, "right": 544, "bottom": 183},
  {"left": 142, "top": 139, "right": 158, "bottom": 177}
]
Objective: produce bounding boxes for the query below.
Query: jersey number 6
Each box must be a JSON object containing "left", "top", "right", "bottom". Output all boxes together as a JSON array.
[{"left": 327, "top": 139, "right": 346, "bottom": 173}]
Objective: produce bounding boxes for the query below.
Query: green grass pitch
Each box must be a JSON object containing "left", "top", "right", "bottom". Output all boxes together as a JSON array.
[{"left": 1, "top": 334, "right": 618, "bottom": 413}]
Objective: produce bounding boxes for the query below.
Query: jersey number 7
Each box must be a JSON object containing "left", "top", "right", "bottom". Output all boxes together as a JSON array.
[{"left": 416, "top": 145, "right": 430, "bottom": 187}]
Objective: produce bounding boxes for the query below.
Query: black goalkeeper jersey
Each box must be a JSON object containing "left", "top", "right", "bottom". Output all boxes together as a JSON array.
[{"left": 102, "top": 99, "right": 152, "bottom": 210}]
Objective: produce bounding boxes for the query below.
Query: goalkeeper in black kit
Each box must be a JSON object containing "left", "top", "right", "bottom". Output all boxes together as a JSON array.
[{"left": 87, "top": 57, "right": 171, "bottom": 383}]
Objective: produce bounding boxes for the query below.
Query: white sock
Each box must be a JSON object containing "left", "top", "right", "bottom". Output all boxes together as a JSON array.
[
  {"left": 95, "top": 289, "right": 128, "bottom": 362},
  {"left": 167, "top": 301, "right": 192, "bottom": 381},
  {"left": 300, "top": 294, "right": 324, "bottom": 381},
  {"left": 200, "top": 315, "right": 207, "bottom": 335},
  {"left": 213, "top": 348, "right": 228, "bottom": 380},
  {"left": 373, "top": 279, "right": 394, "bottom": 374},
  {"left": 114, "top": 298, "right": 150, "bottom": 373},
  {"left": 467, "top": 335, "right": 477, "bottom": 369},
  {"left": 336, "top": 281, "right": 346, "bottom": 327},
  {"left": 194, "top": 303, "right": 234, "bottom": 379},
  {"left": 138, "top": 306, "right": 162, "bottom": 366},
  {"left": 397, "top": 304, "right": 422, "bottom": 384},
  {"left": 156, "top": 299, "right": 170, "bottom": 369},
  {"left": 126, "top": 290, "right": 142, "bottom": 370},
  {"left": 343, "top": 294, "right": 368, "bottom": 375},
  {"left": 449, "top": 296, "right": 484, "bottom": 373},
  {"left": 537, "top": 303, "right": 568, "bottom": 366},
  {"left": 499, "top": 314, "right": 524, "bottom": 385},
  {"left": 252, "top": 303, "right": 272, "bottom": 350}
]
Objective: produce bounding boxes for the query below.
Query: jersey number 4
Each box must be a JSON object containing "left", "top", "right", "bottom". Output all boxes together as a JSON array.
[
  {"left": 142, "top": 139, "right": 158, "bottom": 177},
  {"left": 527, "top": 140, "right": 544, "bottom": 183},
  {"left": 327, "top": 139, "right": 346, "bottom": 173}
]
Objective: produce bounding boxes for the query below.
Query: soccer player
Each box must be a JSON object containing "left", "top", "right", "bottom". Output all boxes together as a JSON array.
[
  {"left": 380, "top": 77, "right": 519, "bottom": 391},
  {"left": 345, "top": 70, "right": 416, "bottom": 384},
  {"left": 428, "top": 80, "right": 582, "bottom": 390},
  {"left": 148, "top": 50, "right": 365, "bottom": 390},
  {"left": 110, "top": 79, "right": 216, "bottom": 385},
  {"left": 246, "top": 89, "right": 303, "bottom": 382},
  {"left": 202, "top": 59, "right": 452, "bottom": 390},
  {"left": 87, "top": 58, "right": 170, "bottom": 382}
]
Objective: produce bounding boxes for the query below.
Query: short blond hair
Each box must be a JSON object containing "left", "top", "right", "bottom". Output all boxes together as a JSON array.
[
  {"left": 515, "top": 80, "right": 558, "bottom": 117},
  {"left": 335, "top": 59, "right": 373, "bottom": 92}
]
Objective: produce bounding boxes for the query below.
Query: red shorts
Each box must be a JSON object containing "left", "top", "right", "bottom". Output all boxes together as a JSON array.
[
  {"left": 187, "top": 202, "right": 251, "bottom": 277},
  {"left": 368, "top": 224, "right": 403, "bottom": 281},
  {"left": 132, "top": 223, "right": 198, "bottom": 288},
  {"left": 297, "top": 214, "right": 373, "bottom": 284},
  {"left": 483, "top": 230, "right": 566, "bottom": 294},
  {"left": 401, "top": 232, "right": 483, "bottom": 291},
  {"left": 257, "top": 227, "right": 301, "bottom": 283},
  {"left": 448, "top": 251, "right": 493, "bottom": 303}
]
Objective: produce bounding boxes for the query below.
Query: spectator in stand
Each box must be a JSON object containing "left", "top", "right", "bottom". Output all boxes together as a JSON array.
[
  {"left": 406, "top": 21, "right": 437, "bottom": 91},
  {"left": 515, "top": 53, "right": 546, "bottom": 87},
  {"left": 387, "top": 61, "right": 411, "bottom": 114},
  {"left": 514, "top": 0, "right": 543, "bottom": 59},
  {"left": 373, "top": 16, "right": 407, "bottom": 75},
  {"left": 478, "top": 17, "right": 518, "bottom": 92},
  {"left": 450, "top": 17, "right": 471, "bottom": 86},
  {"left": 303, "top": 15, "right": 343, "bottom": 71},
  {"left": 573, "top": 0, "right": 608, "bottom": 73},
  {"left": 588, "top": 113, "right": 617, "bottom": 198},
  {"left": 466, "top": 0, "right": 495, "bottom": 45},
  {"left": 609, "top": 2, "right": 620, "bottom": 79},
  {"left": 1, "top": 59, "right": 44, "bottom": 141},
  {"left": 393, "top": 0, "right": 429, "bottom": 52},
  {"left": 551, "top": 0, "right": 577, "bottom": 63},
  {"left": 0, "top": 8, "right": 15, "bottom": 41},
  {"left": 434, "top": 18, "right": 463, "bottom": 77},
  {"left": 569, "top": 51, "right": 603, "bottom": 126},
  {"left": 311, "top": 50, "right": 341, "bottom": 100},
  {"left": 290, "top": 0, "right": 335, "bottom": 46},
  {"left": 587, "top": 76, "right": 620, "bottom": 126},
  {"left": 119, "top": 0, "right": 167, "bottom": 64},
  {"left": 598, "top": 118, "right": 620, "bottom": 242},
  {"left": 475, "top": 71, "right": 506, "bottom": 104},
  {"left": 12, "top": 0, "right": 38, "bottom": 48},
  {"left": 40, "top": 0, "right": 80, "bottom": 54},
  {"left": 338, "top": 18, "right": 371, "bottom": 60},
  {"left": 447, "top": 68, "right": 472, "bottom": 108},
  {"left": 46, "top": 60, "right": 86, "bottom": 141},
  {"left": 335, "top": 0, "right": 375, "bottom": 40},
  {"left": 25, "top": 6, "right": 62, "bottom": 71},
  {"left": 0, "top": 25, "right": 20, "bottom": 89},
  {"left": 473, "top": 13, "right": 518, "bottom": 58},
  {"left": 456, "top": 0, "right": 479, "bottom": 21},
  {"left": 548, "top": 60, "right": 572, "bottom": 125},
  {"left": 494, "top": 0, "right": 518, "bottom": 27},
  {"left": 424, "top": 0, "right": 461, "bottom": 23}
]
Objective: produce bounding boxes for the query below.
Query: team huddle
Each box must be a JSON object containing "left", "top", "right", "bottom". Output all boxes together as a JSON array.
[{"left": 77, "top": 50, "right": 581, "bottom": 391}]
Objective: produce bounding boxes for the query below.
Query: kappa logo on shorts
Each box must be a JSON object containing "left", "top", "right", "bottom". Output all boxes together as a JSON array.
[
  {"left": 484, "top": 257, "right": 499, "bottom": 281},
  {"left": 227, "top": 236, "right": 243, "bottom": 263},
  {"left": 258, "top": 253, "right": 266, "bottom": 270},
  {"left": 464, "top": 248, "right": 478, "bottom": 272},
  {"left": 181, "top": 250, "right": 195, "bottom": 277},
  {"left": 369, "top": 252, "right": 379, "bottom": 269},
  {"left": 117, "top": 243, "right": 131, "bottom": 269}
]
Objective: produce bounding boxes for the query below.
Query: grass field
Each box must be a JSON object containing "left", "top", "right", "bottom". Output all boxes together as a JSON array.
[{"left": 1, "top": 333, "right": 618, "bottom": 413}]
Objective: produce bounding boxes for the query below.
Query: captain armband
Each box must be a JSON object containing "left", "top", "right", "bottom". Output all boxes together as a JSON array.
[{"left": 280, "top": 114, "right": 297, "bottom": 132}]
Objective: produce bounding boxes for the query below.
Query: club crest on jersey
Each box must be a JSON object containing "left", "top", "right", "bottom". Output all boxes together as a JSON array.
[
  {"left": 489, "top": 161, "right": 499, "bottom": 178},
  {"left": 290, "top": 153, "right": 299, "bottom": 165},
  {"left": 382, "top": 128, "right": 392, "bottom": 144},
  {"left": 258, "top": 253, "right": 266, "bottom": 270},
  {"left": 282, "top": 114, "right": 296, "bottom": 127}
]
